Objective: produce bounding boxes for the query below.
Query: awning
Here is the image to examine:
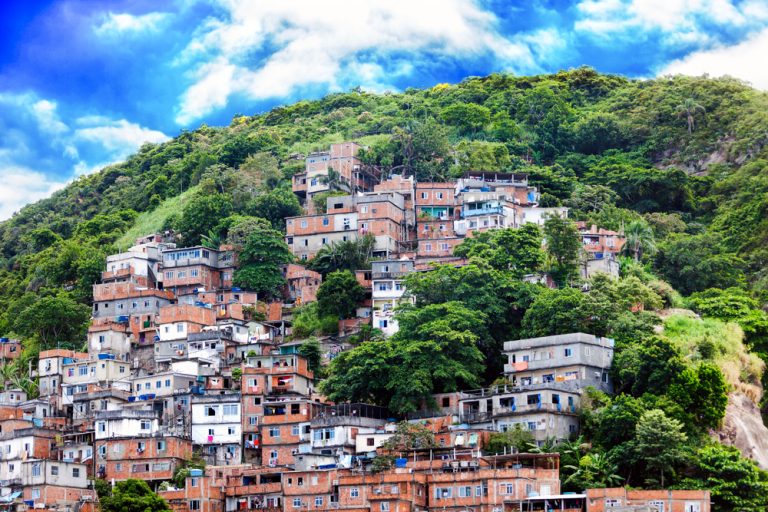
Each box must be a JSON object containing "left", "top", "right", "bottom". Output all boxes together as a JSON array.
[{"left": 0, "top": 492, "right": 22, "bottom": 503}]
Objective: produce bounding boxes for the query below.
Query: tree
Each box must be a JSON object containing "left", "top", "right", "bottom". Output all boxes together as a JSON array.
[
  {"left": 543, "top": 214, "right": 581, "bottom": 286},
  {"left": 622, "top": 220, "right": 657, "bottom": 261},
  {"left": 298, "top": 338, "right": 322, "bottom": 375},
  {"left": 564, "top": 452, "right": 623, "bottom": 489},
  {"left": 321, "top": 302, "right": 485, "bottom": 414},
  {"left": 676, "top": 98, "right": 706, "bottom": 134},
  {"left": 100, "top": 479, "right": 171, "bottom": 512},
  {"left": 380, "top": 421, "right": 436, "bottom": 451},
  {"left": 13, "top": 293, "right": 91, "bottom": 350},
  {"left": 567, "top": 185, "right": 619, "bottom": 214},
  {"left": 317, "top": 270, "right": 366, "bottom": 319},
  {"left": 233, "top": 223, "right": 294, "bottom": 299},
  {"left": 667, "top": 362, "right": 728, "bottom": 431},
  {"left": 631, "top": 409, "right": 688, "bottom": 487},
  {"left": 246, "top": 186, "right": 302, "bottom": 230},
  {"left": 176, "top": 193, "right": 233, "bottom": 245},
  {"left": 453, "top": 225, "right": 545, "bottom": 277},
  {"left": 308, "top": 235, "right": 375, "bottom": 276},
  {"left": 681, "top": 444, "right": 768, "bottom": 512},
  {"left": 440, "top": 102, "right": 491, "bottom": 134},
  {"left": 655, "top": 234, "right": 745, "bottom": 294},
  {"left": 485, "top": 425, "right": 534, "bottom": 454}
]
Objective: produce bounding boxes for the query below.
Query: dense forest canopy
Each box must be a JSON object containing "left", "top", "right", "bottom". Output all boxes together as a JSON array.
[{"left": 2, "top": 68, "right": 768, "bottom": 509}]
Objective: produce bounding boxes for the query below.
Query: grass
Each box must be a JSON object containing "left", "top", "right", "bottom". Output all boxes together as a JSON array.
[
  {"left": 663, "top": 314, "right": 765, "bottom": 402},
  {"left": 116, "top": 185, "right": 200, "bottom": 250}
]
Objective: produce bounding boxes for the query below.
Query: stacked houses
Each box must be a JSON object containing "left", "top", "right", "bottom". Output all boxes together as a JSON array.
[{"left": 0, "top": 141, "right": 707, "bottom": 512}]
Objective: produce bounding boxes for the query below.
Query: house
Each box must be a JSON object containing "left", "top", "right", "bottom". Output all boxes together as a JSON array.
[
  {"left": 0, "top": 338, "right": 21, "bottom": 361},
  {"left": 159, "top": 468, "right": 226, "bottom": 512},
  {"left": 309, "top": 404, "right": 390, "bottom": 459},
  {"left": 36, "top": 350, "right": 89, "bottom": 413},
  {"left": 101, "top": 240, "right": 170, "bottom": 287},
  {"left": 586, "top": 488, "right": 710, "bottom": 512},
  {"left": 20, "top": 459, "right": 94, "bottom": 512},
  {"left": 159, "top": 246, "right": 236, "bottom": 299},
  {"left": 191, "top": 393, "right": 242, "bottom": 466},
  {"left": 284, "top": 264, "right": 322, "bottom": 305},
  {"left": 95, "top": 435, "right": 192, "bottom": 484},
  {"left": 94, "top": 409, "right": 160, "bottom": 440},
  {"left": 457, "top": 333, "right": 614, "bottom": 443},
  {"left": 370, "top": 259, "right": 415, "bottom": 336}
]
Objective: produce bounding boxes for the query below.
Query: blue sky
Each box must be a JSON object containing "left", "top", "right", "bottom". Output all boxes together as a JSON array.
[{"left": 1, "top": 0, "right": 767, "bottom": 220}]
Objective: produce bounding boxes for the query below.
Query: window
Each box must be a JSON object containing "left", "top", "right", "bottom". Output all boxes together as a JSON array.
[
  {"left": 190, "top": 269, "right": 199, "bottom": 277},
  {"left": 564, "top": 347, "right": 573, "bottom": 357},
  {"left": 322, "top": 217, "right": 329, "bottom": 226},
  {"left": 190, "top": 477, "right": 199, "bottom": 487},
  {"left": 350, "top": 488, "right": 359, "bottom": 498},
  {"left": 98, "top": 422, "right": 106, "bottom": 433},
  {"left": 228, "top": 427, "right": 236, "bottom": 435},
  {"left": 208, "top": 428, "right": 215, "bottom": 436},
  {"left": 269, "top": 427, "right": 281, "bottom": 438},
  {"left": 500, "top": 483, "right": 514, "bottom": 495},
  {"left": 165, "top": 271, "right": 173, "bottom": 279},
  {"left": 435, "top": 487, "right": 452, "bottom": 499},
  {"left": 31, "top": 489, "right": 40, "bottom": 500},
  {"left": 378, "top": 319, "right": 388, "bottom": 329},
  {"left": 140, "top": 420, "right": 151, "bottom": 430},
  {"left": 119, "top": 366, "right": 125, "bottom": 374},
  {"left": 380, "top": 503, "right": 390, "bottom": 512},
  {"left": 424, "top": 243, "right": 432, "bottom": 252},
  {"left": 177, "top": 271, "right": 186, "bottom": 278},
  {"left": 156, "top": 380, "right": 162, "bottom": 389},
  {"left": 315, "top": 497, "right": 323, "bottom": 507},
  {"left": 223, "top": 404, "right": 239, "bottom": 416},
  {"left": 649, "top": 501, "right": 665, "bottom": 512},
  {"left": 78, "top": 366, "right": 88, "bottom": 376},
  {"left": 249, "top": 416, "right": 258, "bottom": 426},
  {"left": 605, "top": 499, "right": 621, "bottom": 508},
  {"left": 157, "top": 440, "right": 166, "bottom": 450},
  {"left": 50, "top": 465, "right": 59, "bottom": 476},
  {"left": 72, "top": 468, "right": 80, "bottom": 477},
  {"left": 206, "top": 406, "right": 218, "bottom": 416},
  {"left": 300, "top": 220, "right": 308, "bottom": 228},
  {"left": 292, "top": 498, "right": 302, "bottom": 508},
  {"left": 458, "top": 486, "right": 472, "bottom": 497},
  {"left": 32, "top": 463, "right": 41, "bottom": 476},
  {"left": 189, "top": 500, "right": 201, "bottom": 511},
  {"left": 420, "top": 192, "right": 427, "bottom": 199},
  {"left": 684, "top": 503, "right": 701, "bottom": 512},
  {"left": 115, "top": 463, "right": 122, "bottom": 471},
  {"left": 292, "top": 425, "right": 300, "bottom": 436},
  {"left": 436, "top": 192, "right": 444, "bottom": 199}
]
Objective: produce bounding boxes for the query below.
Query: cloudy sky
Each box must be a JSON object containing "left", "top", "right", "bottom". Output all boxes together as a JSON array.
[{"left": 1, "top": 0, "right": 767, "bottom": 220}]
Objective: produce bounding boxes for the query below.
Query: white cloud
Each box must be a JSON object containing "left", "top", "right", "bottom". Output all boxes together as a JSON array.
[
  {"left": 31, "top": 100, "right": 69, "bottom": 134},
  {"left": 174, "top": 0, "right": 563, "bottom": 124},
  {"left": 0, "top": 92, "right": 170, "bottom": 220},
  {"left": 0, "top": 167, "right": 67, "bottom": 220},
  {"left": 75, "top": 118, "right": 170, "bottom": 157},
  {"left": 94, "top": 12, "right": 169, "bottom": 35},
  {"left": 658, "top": 27, "right": 768, "bottom": 90},
  {"left": 575, "top": 0, "right": 768, "bottom": 47}
]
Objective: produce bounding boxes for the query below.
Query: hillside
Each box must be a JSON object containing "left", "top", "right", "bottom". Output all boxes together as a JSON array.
[{"left": 2, "top": 68, "right": 768, "bottom": 508}]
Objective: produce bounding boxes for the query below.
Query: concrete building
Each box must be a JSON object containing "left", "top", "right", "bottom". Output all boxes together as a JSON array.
[
  {"left": 191, "top": 394, "right": 242, "bottom": 466},
  {"left": 95, "top": 435, "right": 192, "bottom": 484},
  {"left": 586, "top": 488, "right": 710, "bottom": 512},
  {"left": 370, "top": 259, "right": 414, "bottom": 336}
]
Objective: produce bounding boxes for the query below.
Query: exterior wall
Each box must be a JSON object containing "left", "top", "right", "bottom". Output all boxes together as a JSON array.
[
  {"left": 417, "top": 238, "right": 463, "bottom": 258},
  {"left": 87, "top": 325, "right": 132, "bottom": 355},
  {"left": 22, "top": 484, "right": 95, "bottom": 509},
  {"left": 0, "top": 339, "right": 21, "bottom": 360},
  {"left": 61, "top": 358, "right": 131, "bottom": 386},
  {"left": 94, "top": 411, "right": 160, "bottom": 439},
  {"left": 586, "top": 488, "right": 710, "bottom": 512},
  {"left": 21, "top": 460, "right": 89, "bottom": 488},
  {"left": 132, "top": 372, "right": 197, "bottom": 398},
  {"left": 96, "top": 436, "right": 192, "bottom": 482}
]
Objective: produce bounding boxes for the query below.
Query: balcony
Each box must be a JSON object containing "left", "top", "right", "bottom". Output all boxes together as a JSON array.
[
  {"left": 460, "top": 204, "right": 504, "bottom": 219},
  {"left": 102, "top": 266, "right": 134, "bottom": 281}
]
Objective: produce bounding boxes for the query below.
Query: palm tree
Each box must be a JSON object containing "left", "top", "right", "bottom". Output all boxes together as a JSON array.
[
  {"left": 676, "top": 98, "right": 705, "bottom": 134},
  {"left": 622, "top": 221, "right": 656, "bottom": 261},
  {"left": 564, "top": 452, "right": 623, "bottom": 489},
  {"left": 319, "top": 168, "right": 345, "bottom": 191}
]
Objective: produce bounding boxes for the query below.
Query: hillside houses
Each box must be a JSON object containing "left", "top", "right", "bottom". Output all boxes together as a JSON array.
[{"left": 0, "top": 140, "right": 661, "bottom": 512}]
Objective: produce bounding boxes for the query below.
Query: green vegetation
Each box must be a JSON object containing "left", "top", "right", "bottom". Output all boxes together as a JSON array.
[{"left": 99, "top": 479, "right": 171, "bottom": 512}]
